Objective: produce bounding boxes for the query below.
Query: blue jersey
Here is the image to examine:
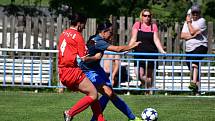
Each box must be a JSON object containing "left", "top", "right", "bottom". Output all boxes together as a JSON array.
[
  {"left": 80, "top": 34, "right": 112, "bottom": 87},
  {"left": 80, "top": 34, "right": 110, "bottom": 69}
]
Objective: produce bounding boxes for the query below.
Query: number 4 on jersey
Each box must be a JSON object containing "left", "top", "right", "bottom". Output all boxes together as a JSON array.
[{"left": 60, "top": 39, "right": 67, "bottom": 56}]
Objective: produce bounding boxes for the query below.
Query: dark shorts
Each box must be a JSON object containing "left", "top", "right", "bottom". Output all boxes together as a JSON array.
[
  {"left": 134, "top": 55, "right": 158, "bottom": 70},
  {"left": 186, "top": 45, "right": 208, "bottom": 70}
]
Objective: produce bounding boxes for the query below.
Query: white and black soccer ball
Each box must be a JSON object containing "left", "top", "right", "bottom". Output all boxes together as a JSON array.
[{"left": 141, "top": 108, "right": 158, "bottom": 121}]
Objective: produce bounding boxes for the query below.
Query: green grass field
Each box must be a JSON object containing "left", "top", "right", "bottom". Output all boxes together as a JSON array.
[{"left": 0, "top": 91, "right": 215, "bottom": 121}]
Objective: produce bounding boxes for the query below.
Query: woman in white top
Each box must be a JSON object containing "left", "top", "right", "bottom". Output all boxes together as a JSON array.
[{"left": 181, "top": 4, "right": 208, "bottom": 95}]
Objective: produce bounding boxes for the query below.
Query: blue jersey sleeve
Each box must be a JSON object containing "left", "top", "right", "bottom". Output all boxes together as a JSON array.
[
  {"left": 86, "top": 35, "right": 110, "bottom": 56},
  {"left": 95, "top": 38, "right": 110, "bottom": 51}
]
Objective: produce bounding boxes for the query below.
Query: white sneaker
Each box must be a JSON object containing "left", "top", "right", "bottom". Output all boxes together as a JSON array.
[{"left": 63, "top": 110, "right": 73, "bottom": 121}]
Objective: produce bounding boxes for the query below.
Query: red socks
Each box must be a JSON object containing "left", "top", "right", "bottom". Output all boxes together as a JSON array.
[
  {"left": 91, "top": 100, "right": 105, "bottom": 121},
  {"left": 68, "top": 96, "right": 93, "bottom": 117},
  {"left": 67, "top": 96, "right": 105, "bottom": 121}
]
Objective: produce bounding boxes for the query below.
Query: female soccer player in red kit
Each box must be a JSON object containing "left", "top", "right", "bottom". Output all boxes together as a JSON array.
[{"left": 58, "top": 13, "right": 105, "bottom": 121}]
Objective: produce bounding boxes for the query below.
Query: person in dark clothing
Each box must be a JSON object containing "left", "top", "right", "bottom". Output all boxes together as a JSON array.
[{"left": 128, "top": 9, "right": 166, "bottom": 95}]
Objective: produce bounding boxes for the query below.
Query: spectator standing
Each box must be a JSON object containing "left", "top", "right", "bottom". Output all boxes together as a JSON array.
[
  {"left": 58, "top": 13, "right": 105, "bottom": 121},
  {"left": 103, "top": 34, "right": 120, "bottom": 86},
  {"left": 181, "top": 4, "right": 208, "bottom": 95},
  {"left": 103, "top": 51, "right": 120, "bottom": 87},
  {"left": 128, "top": 9, "right": 166, "bottom": 95}
]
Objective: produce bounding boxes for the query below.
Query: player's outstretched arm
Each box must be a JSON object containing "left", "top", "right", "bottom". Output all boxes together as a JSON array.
[
  {"left": 80, "top": 52, "right": 102, "bottom": 62},
  {"left": 106, "top": 41, "right": 141, "bottom": 52}
]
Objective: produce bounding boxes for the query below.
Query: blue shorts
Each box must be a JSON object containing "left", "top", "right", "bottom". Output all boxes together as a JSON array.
[{"left": 82, "top": 66, "right": 112, "bottom": 88}]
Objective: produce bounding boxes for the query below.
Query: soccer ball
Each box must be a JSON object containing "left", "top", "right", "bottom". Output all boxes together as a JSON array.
[{"left": 141, "top": 108, "right": 158, "bottom": 121}]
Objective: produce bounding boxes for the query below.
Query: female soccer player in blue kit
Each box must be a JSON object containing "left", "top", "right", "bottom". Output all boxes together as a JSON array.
[{"left": 80, "top": 21, "right": 143, "bottom": 121}]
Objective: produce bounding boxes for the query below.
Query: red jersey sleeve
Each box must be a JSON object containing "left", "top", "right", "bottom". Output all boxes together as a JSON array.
[
  {"left": 76, "top": 34, "right": 88, "bottom": 58},
  {"left": 58, "top": 29, "right": 84, "bottom": 68}
]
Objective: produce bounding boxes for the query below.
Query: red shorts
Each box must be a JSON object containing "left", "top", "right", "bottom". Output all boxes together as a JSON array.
[{"left": 59, "top": 67, "right": 86, "bottom": 91}]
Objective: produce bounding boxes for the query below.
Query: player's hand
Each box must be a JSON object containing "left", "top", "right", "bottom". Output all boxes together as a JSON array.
[{"left": 131, "top": 41, "right": 141, "bottom": 48}]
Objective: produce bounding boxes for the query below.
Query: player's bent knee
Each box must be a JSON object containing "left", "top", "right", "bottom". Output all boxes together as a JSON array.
[
  {"left": 101, "top": 85, "right": 115, "bottom": 99},
  {"left": 88, "top": 88, "right": 98, "bottom": 100},
  {"left": 79, "top": 77, "right": 98, "bottom": 100},
  {"left": 105, "top": 89, "right": 116, "bottom": 99},
  {"left": 109, "top": 93, "right": 117, "bottom": 100}
]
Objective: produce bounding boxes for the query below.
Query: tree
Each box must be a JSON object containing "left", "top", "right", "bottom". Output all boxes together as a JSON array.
[
  {"left": 203, "top": 1, "right": 215, "bottom": 19},
  {"left": 48, "top": 0, "right": 150, "bottom": 19},
  {"left": 48, "top": 0, "right": 214, "bottom": 24},
  {"left": 149, "top": 0, "right": 192, "bottom": 23},
  {"left": 3, "top": 0, "right": 45, "bottom": 16}
]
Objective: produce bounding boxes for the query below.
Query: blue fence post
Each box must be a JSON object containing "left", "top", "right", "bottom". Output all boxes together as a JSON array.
[
  {"left": 48, "top": 58, "right": 52, "bottom": 87},
  {"left": 21, "top": 57, "right": 24, "bottom": 86},
  {"left": 12, "top": 57, "right": 15, "bottom": 85},
  {"left": 3, "top": 56, "right": 6, "bottom": 86},
  {"left": 30, "top": 56, "right": 34, "bottom": 86},
  {"left": 39, "top": 59, "right": 42, "bottom": 85}
]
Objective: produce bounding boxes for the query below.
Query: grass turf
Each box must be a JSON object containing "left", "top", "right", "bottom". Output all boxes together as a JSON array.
[{"left": 0, "top": 91, "right": 215, "bottom": 121}]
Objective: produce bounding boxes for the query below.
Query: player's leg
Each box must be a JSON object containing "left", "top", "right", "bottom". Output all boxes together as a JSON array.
[
  {"left": 91, "top": 84, "right": 137, "bottom": 121},
  {"left": 81, "top": 67, "right": 107, "bottom": 121},
  {"left": 90, "top": 99, "right": 105, "bottom": 121},
  {"left": 101, "top": 85, "right": 137, "bottom": 120},
  {"left": 90, "top": 85, "right": 110, "bottom": 121},
  {"left": 101, "top": 67, "right": 139, "bottom": 120},
  {"left": 66, "top": 77, "right": 105, "bottom": 121}
]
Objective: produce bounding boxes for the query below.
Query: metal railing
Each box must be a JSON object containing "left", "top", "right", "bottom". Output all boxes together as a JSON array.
[
  {"left": 0, "top": 48, "right": 215, "bottom": 92},
  {"left": 0, "top": 48, "right": 60, "bottom": 88},
  {"left": 102, "top": 52, "right": 215, "bottom": 92}
]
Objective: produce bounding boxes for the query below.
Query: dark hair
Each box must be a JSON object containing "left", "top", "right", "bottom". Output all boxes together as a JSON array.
[
  {"left": 191, "top": 4, "right": 201, "bottom": 13},
  {"left": 88, "top": 34, "right": 97, "bottom": 41},
  {"left": 97, "top": 21, "right": 112, "bottom": 33},
  {"left": 68, "top": 12, "right": 87, "bottom": 26}
]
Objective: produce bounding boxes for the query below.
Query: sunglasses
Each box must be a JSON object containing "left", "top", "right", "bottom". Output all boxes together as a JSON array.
[{"left": 142, "top": 14, "right": 151, "bottom": 18}]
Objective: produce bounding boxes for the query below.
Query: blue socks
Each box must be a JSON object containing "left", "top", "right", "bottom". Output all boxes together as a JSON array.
[
  {"left": 111, "top": 96, "right": 135, "bottom": 120},
  {"left": 99, "top": 95, "right": 110, "bottom": 111},
  {"left": 91, "top": 95, "right": 135, "bottom": 121}
]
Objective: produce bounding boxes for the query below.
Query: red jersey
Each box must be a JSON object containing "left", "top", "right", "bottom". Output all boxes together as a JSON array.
[{"left": 58, "top": 28, "right": 88, "bottom": 68}]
